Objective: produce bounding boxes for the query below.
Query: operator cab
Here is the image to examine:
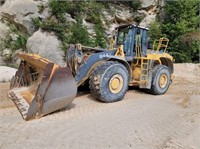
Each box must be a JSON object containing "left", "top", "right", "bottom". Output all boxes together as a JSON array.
[{"left": 115, "top": 24, "right": 149, "bottom": 61}]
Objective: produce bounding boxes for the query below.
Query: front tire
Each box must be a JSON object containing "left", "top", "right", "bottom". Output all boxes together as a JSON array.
[
  {"left": 149, "top": 65, "right": 171, "bottom": 95},
  {"left": 89, "top": 61, "right": 129, "bottom": 103}
]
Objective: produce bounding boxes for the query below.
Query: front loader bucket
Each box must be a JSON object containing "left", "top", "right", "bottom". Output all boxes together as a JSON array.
[{"left": 8, "top": 53, "right": 77, "bottom": 120}]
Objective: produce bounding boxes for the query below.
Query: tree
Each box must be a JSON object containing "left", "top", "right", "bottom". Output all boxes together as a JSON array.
[
  {"left": 94, "top": 23, "right": 107, "bottom": 48},
  {"left": 68, "top": 17, "right": 91, "bottom": 46},
  {"left": 148, "top": 21, "right": 162, "bottom": 45},
  {"left": 158, "top": 0, "right": 200, "bottom": 63}
]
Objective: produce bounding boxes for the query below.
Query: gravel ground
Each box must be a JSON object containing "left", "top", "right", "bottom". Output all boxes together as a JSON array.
[{"left": 0, "top": 63, "right": 200, "bottom": 149}]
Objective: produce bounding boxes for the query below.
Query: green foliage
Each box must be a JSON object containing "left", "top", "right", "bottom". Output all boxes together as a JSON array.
[
  {"left": 33, "top": 0, "right": 108, "bottom": 50},
  {"left": 8, "top": 23, "right": 19, "bottom": 33},
  {"left": 1, "top": 34, "right": 27, "bottom": 51},
  {"left": 33, "top": 18, "right": 67, "bottom": 41},
  {"left": 148, "top": 21, "right": 162, "bottom": 44},
  {"left": 86, "top": 12, "right": 101, "bottom": 24},
  {"left": 37, "top": 0, "right": 108, "bottom": 49},
  {"left": 84, "top": 1, "right": 105, "bottom": 24},
  {"left": 175, "top": 32, "right": 200, "bottom": 62},
  {"left": 49, "top": 0, "right": 106, "bottom": 24},
  {"left": 0, "top": 34, "right": 11, "bottom": 51},
  {"left": 50, "top": 0, "right": 66, "bottom": 14},
  {"left": 0, "top": 20, "right": 28, "bottom": 52},
  {"left": 33, "top": 0, "right": 70, "bottom": 51},
  {"left": 159, "top": 0, "right": 200, "bottom": 63},
  {"left": 38, "top": 4, "right": 45, "bottom": 13},
  {"left": 11, "top": 35, "right": 27, "bottom": 51},
  {"left": 170, "top": 40, "right": 200, "bottom": 62},
  {"left": 0, "top": 33, "right": 27, "bottom": 64},
  {"left": 134, "top": 15, "right": 144, "bottom": 23},
  {"left": 68, "top": 17, "right": 91, "bottom": 46},
  {"left": 94, "top": 23, "right": 107, "bottom": 48},
  {"left": 129, "top": 0, "right": 142, "bottom": 11}
]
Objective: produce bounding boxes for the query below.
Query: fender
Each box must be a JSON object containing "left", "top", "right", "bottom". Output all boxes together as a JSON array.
[
  {"left": 108, "top": 55, "right": 132, "bottom": 78},
  {"left": 160, "top": 57, "right": 174, "bottom": 74},
  {"left": 75, "top": 51, "right": 131, "bottom": 86}
]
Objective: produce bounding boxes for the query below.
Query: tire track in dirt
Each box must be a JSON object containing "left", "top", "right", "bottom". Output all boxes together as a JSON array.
[
  {"left": 1, "top": 92, "right": 199, "bottom": 149},
  {"left": 0, "top": 91, "right": 149, "bottom": 149},
  {"left": 47, "top": 94, "right": 200, "bottom": 149}
]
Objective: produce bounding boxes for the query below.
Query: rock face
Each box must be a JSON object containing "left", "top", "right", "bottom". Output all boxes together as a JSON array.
[
  {"left": 0, "top": 0, "right": 159, "bottom": 65},
  {"left": 0, "top": 56, "right": 3, "bottom": 65},
  {"left": 0, "top": 0, "right": 39, "bottom": 34},
  {"left": 0, "top": 21, "right": 9, "bottom": 65},
  {"left": 0, "top": 21, "right": 9, "bottom": 41},
  {"left": 101, "top": 2, "right": 158, "bottom": 35},
  {"left": 82, "top": 19, "right": 95, "bottom": 36},
  {"left": 139, "top": 14, "right": 156, "bottom": 27},
  {"left": 64, "top": 13, "right": 77, "bottom": 24},
  {"left": 141, "top": 0, "right": 158, "bottom": 9},
  {"left": 26, "top": 30, "right": 65, "bottom": 66}
]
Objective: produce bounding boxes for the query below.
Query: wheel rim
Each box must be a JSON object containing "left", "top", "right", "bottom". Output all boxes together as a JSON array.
[
  {"left": 109, "top": 74, "right": 123, "bottom": 93},
  {"left": 159, "top": 74, "right": 168, "bottom": 88}
]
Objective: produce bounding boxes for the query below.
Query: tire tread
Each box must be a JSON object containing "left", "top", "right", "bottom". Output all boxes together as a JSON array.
[{"left": 89, "top": 61, "right": 128, "bottom": 102}]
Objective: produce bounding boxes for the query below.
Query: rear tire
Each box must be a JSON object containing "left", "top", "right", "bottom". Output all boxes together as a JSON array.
[
  {"left": 89, "top": 61, "right": 129, "bottom": 103},
  {"left": 149, "top": 65, "right": 171, "bottom": 95}
]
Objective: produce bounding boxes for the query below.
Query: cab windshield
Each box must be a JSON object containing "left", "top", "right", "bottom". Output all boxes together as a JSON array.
[
  {"left": 116, "top": 26, "right": 134, "bottom": 56},
  {"left": 117, "top": 27, "right": 130, "bottom": 45}
]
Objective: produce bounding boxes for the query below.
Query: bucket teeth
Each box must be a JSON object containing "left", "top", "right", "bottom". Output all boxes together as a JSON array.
[
  {"left": 8, "top": 91, "right": 30, "bottom": 119},
  {"left": 8, "top": 54, "right": 77, "bottom": 120}
]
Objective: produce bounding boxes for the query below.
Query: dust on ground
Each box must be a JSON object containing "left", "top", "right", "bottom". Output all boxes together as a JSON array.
[
  {"left": 0, "top": 63, "right": 200, "bottom": 149},
  {"left": 0, "top": 83, "right": 14, "bottom": 109}
]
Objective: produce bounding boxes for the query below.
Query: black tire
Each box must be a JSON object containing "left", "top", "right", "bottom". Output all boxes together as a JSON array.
[
  {"left": 149, "top": 65, "right": 171, "bottom": 95},
  {"left": 89, "top": 61, "right": 129, "bottom": 103}
]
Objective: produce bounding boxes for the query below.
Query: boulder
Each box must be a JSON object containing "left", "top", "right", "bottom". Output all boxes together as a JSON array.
[
  {"left": 0, "top": 0, "right": 39, "bottom": 34},
  {"left": 26, "top": 29, "right": 65, "bottom": 66},
  {"left": 0, "top": 66, "right": 17, "bottom": 82}
]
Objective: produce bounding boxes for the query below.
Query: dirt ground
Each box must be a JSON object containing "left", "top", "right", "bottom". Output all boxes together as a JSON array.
[{"left": 0, "top": 63, "right": 200, "bottom": 149}]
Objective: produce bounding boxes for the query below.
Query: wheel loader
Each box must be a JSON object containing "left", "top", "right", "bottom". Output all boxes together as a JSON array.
[{"left": 8, "top": 24, "right": 174, "bottom": 120}]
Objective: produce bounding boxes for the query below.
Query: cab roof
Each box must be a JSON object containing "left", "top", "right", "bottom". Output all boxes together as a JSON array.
[{"left": 115, "top": 24, "right": 149, "bottom": 30}]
